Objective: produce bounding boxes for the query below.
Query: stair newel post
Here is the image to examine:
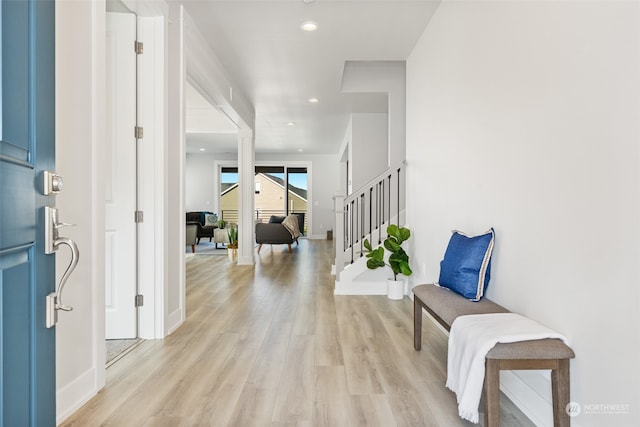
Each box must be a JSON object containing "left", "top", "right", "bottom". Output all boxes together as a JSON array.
[{"left": 332, "top": 193, "right": 346, "bottom": 279}]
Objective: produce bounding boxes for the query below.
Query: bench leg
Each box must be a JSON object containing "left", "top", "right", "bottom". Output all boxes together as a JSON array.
[
  {"left": 287, "top": 243, "right": 292, "bottom": 253},
  {"left": 484, "top": 359, "right": 500, "bottom": 427},
  {"left": 414, "top": 297, "right": 422, "bottom": 350},
  {"left": 552, "top": 359, "right": 571, "bottom": 427},
  {"left": 257, "top": 244, "right": 263, "bottom": 254}
]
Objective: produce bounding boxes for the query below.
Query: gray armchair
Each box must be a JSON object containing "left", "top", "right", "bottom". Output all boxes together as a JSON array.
[
  {"left": 186, "top": 223, "right": 198, "bottom": 253},
  {"left": 186, "top": 211, "right": 217, "bottom": 244}
]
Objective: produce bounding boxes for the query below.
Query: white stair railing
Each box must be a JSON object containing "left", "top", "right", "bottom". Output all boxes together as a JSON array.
[{"left": 333, "top": 161, "right": 406, "bottom": 281}]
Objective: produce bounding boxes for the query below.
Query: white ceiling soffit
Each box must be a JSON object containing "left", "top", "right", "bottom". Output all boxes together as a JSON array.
[
  {"left": 182, "top": 0, "right": 439, "bottom": 155},
  {"left": 186, "top": 82, "right": 238, "bottom": 133},
  {"left": 185, "top": 82, "right": 239, "bottom": 154}
]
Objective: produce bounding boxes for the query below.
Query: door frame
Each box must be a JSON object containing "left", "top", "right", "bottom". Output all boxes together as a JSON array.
[
  {"left": 54, "top": 5, "right": 179, "bottom": 423},
  {"left": 136, "top": 15, "right": 170, "bottom": 339}
]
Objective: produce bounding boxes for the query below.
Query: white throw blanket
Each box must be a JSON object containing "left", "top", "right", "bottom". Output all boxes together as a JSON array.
[
  {"left": 282, "top": 214, "right": 301, "bottom": 239},
  {"left": 446, "top": 313, "right": 569, "bottom": 423}
]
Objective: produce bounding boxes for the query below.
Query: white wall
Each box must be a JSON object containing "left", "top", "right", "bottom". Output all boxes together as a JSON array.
[
  {"left": 185, "top": 153, "right": 217, "bottom": 212},
  {"left": 339, "top": 118, "right": 352, "bottom": 194},
  {"left": 55, "top": 0, "right": 106, "bottom": 422},
  {"left": 351, "top": 113, "right": 389, "bottom": 191},
  {"left": 164, "top": 1, "right": 186, "bottom": 334},
  {"left": 407, "top": 2, "right": 640, "bottom": 426},
  {"left": 342, "top": 61, "right": 406, "bottom": 167}
]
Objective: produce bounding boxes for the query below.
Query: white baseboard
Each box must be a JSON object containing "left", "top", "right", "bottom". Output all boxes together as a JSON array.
[
  {"left": 56, "top": 367, "right": 98, "bottom": 425},
  {"left": 307, "top": 234, "right": 328, "bottom": 240},
  {"left": 165, "top": 307, "right": 183, "bottom": 336},
  {"left": 237, "top": 255, "right": 254, "bottom": 265},
  {"left": 334, "top": 280, "right": 388, "bottom": 295},
  {"left": 501, "top": 370, "right": 554, "bottom": 427}
]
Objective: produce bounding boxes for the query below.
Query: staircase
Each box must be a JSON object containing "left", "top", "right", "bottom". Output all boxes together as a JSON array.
[{"left": 333, "top": 161, "right": 407, "bottom": 295}]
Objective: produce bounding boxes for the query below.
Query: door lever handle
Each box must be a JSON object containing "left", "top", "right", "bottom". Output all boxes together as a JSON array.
[
  {"left": 44, "top": 206, "right": 80, "bottom": 328},
  {"left": 55, "top": 222, "right": 75, "bottom": 229},
  {"left": 51, "top": 237, "right": 79, "bottom": 313}
]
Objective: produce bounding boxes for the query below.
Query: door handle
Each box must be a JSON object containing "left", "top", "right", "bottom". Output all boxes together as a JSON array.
[{"left": 44, "top": 206, "right": 80, "bottom": 328}]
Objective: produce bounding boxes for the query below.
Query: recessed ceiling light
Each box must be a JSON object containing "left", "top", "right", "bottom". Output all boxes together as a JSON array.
[
  {"left": 300, "top": 21, "right": 318, "bottom": 32},
  {"left": 287, "top": 122, "right": 296, "bottom": 127},
  {"left": 297, "top": 149, "right": 304, "bottom": 152},
  {"left": 308, "top": 97, "right": 319, "bottom": 103},
  {"left": 199, "top": 148, "right": 206, "bottom": 151},
  {"left": 303, "top": 0, "right": 315, "bottom": 3}
]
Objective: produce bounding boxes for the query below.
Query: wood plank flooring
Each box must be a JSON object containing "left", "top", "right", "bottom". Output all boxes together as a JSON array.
[{"left": 61, "top": 240, "right": 534, "bottom": 427}]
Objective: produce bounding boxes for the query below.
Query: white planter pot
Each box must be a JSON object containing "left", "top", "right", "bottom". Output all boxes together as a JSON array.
[
  {"left": 387, "top": 279, "right": 404, "bottom": 300},
  {"left": 227, "top": 247, "right": 238, "bottom": 263}
]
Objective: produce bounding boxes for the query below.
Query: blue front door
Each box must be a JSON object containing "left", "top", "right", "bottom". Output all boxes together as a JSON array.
[{"left": 0, "top": 0, "right": 56, "bottom": 425}]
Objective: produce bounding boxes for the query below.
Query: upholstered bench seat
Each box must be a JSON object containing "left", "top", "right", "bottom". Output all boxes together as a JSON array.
[{"left": 413, "top": 283, "right": 575, "bottom": 427}]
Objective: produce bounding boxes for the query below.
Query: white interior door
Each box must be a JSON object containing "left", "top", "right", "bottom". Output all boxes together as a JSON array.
[{"left": 105, "top": 12, "right": 137, "bottom": 339}]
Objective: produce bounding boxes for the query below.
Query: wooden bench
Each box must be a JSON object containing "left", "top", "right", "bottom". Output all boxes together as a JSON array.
[{"left": 413, "top": 284, "right": 575, "bottom": 427}]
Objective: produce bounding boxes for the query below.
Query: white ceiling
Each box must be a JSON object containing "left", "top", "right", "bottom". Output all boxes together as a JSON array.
[
  {"left": 185, "top": 83, "right": 239, "bottom": 154},
  {"left": 183, "top": 0, "right": 440, "bottom": 155}
]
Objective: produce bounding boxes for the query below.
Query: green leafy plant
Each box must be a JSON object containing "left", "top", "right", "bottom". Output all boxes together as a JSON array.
[
  {"left": 363, "top": 224, "right": 412, "bottom": 281},
  {"left": 227, "top": 224, "right": 238, "bottom": 248},
  {"left": 216, "top": 219, "right": 227, "bottom": 229}
]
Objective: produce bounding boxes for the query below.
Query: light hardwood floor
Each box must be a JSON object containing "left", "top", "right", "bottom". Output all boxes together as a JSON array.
[{"left": 62, "top": 239, "right": 534, "bottom": 427}]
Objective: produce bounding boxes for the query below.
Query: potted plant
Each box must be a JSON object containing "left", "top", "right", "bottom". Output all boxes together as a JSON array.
[
  {"left": 227, "top": 224, "right": 238, "bottom": 262},
  {"left": 216, "top": 219, "right": 227, "bottom": 229},
  {"left": 363, "top": 224, "right": 412, "bottom": 300}
]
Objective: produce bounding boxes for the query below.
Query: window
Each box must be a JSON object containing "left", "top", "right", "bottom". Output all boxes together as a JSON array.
[
  {"left": 253, "top": 166, "right": 308, "bottom": 234},
  {"left": 220, "top": 167, "right": 238, "bottom": 223},
  {"left": 220, "top": 165, "right": 308, "bottom": 234}
]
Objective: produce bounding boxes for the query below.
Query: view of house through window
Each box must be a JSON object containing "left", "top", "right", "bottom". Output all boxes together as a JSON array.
[
  {"left": 219, "top": 166, "right": 308, "bottom": 234},
  {"left": 220, "top": 167, "right": 239, "bottom": 224}
]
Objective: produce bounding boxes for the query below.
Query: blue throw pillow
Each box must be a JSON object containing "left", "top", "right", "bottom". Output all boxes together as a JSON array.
[{"left": 438, "top": 228, "right": 495, "bottom": 301}]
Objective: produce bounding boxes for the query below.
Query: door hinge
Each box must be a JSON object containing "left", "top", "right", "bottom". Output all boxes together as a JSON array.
[
  {"left": 135, "top": 211, "right": 144, "bottom": 223},
  {"left": 134, "top": 40, "right": 144, "bottom": 54},
  {"left": 134, "top": 126, "right": 144, "bottom": 139},
  {"left": 135, "top": 294, "right": 144, "bottom": 307}
]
